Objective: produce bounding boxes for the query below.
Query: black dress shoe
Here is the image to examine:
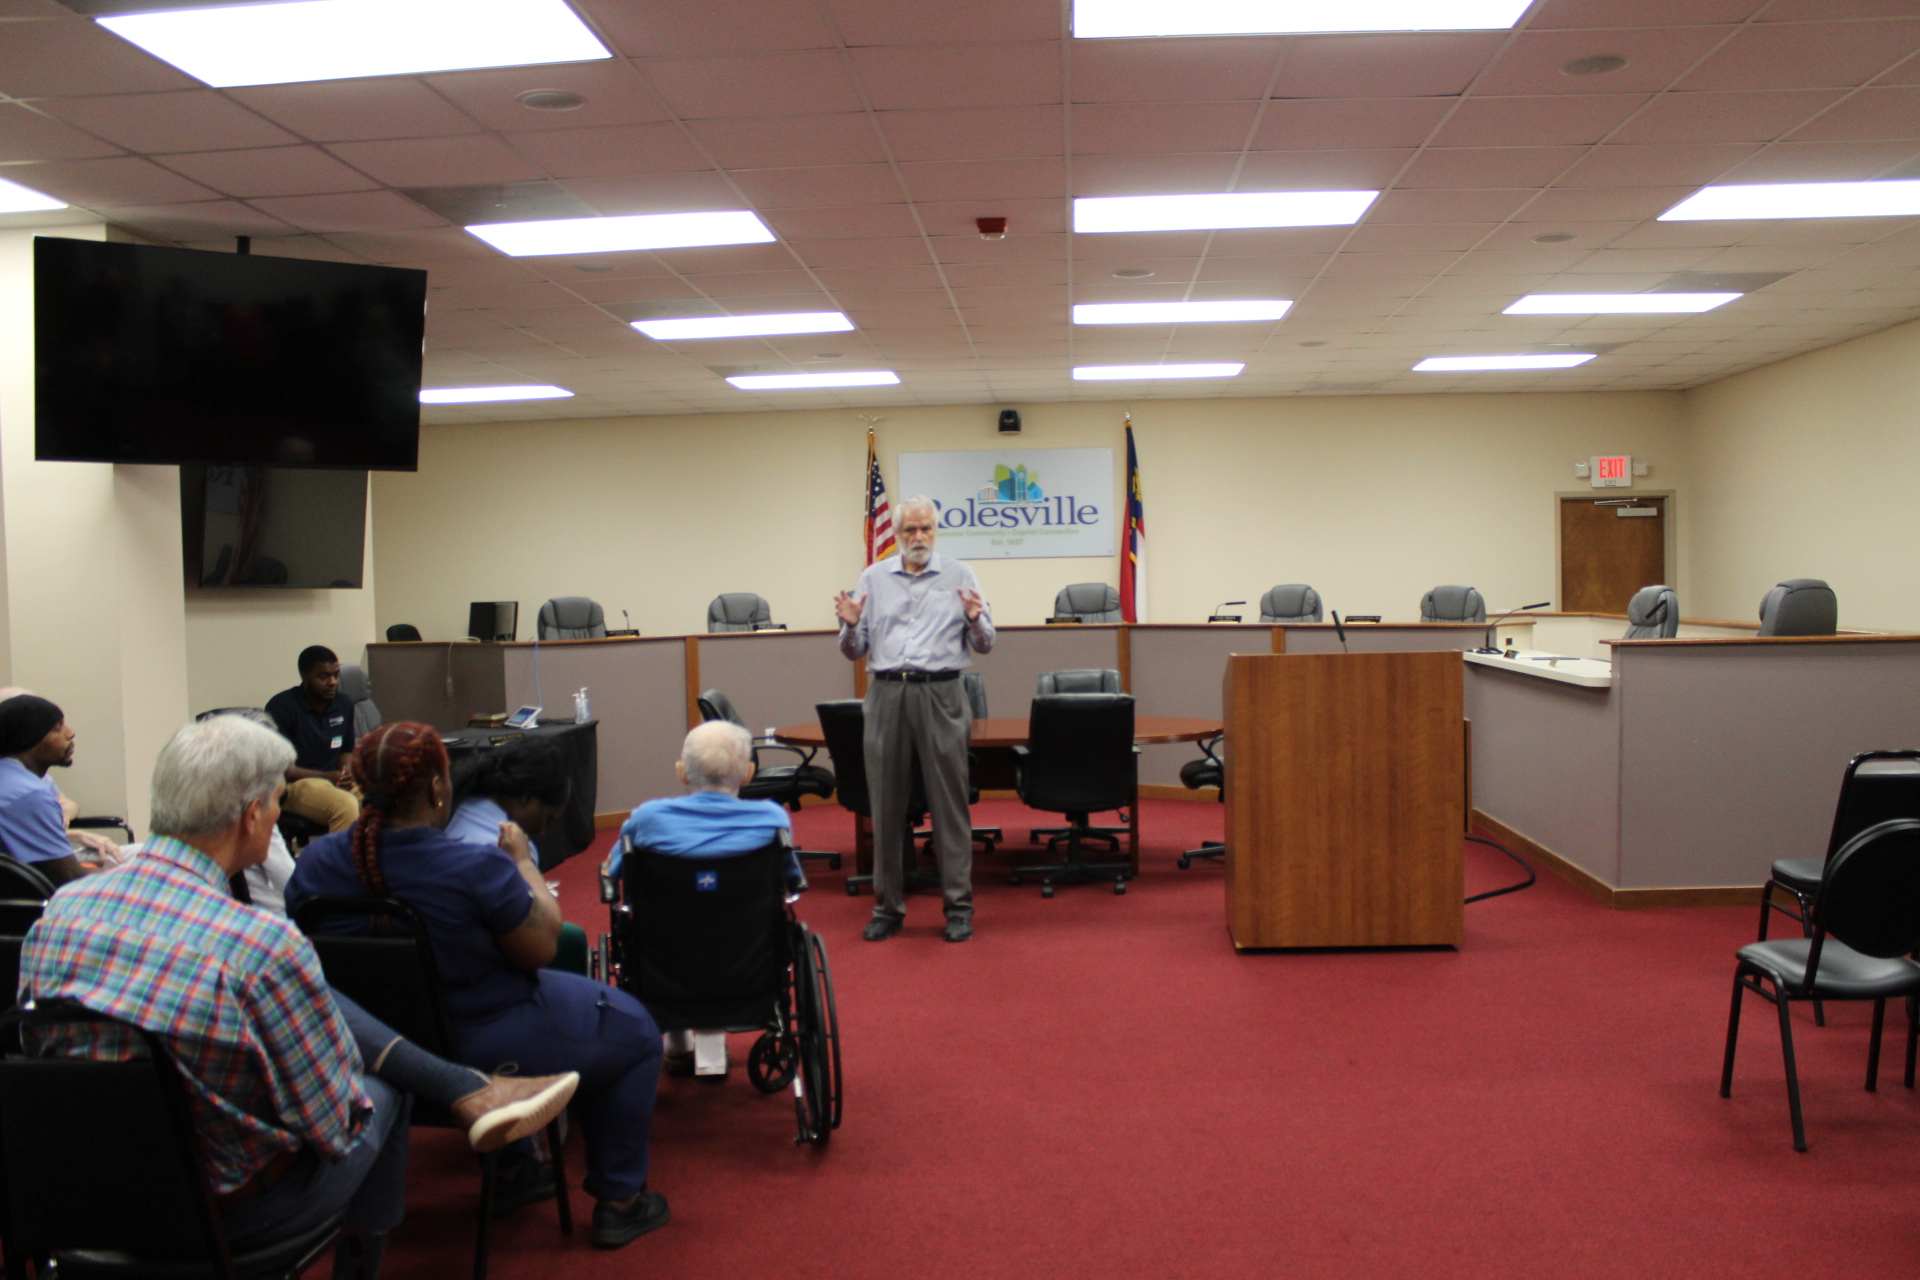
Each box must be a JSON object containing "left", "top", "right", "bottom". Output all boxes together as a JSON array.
[
  {"left": 488, "top": 1153, "right": 556, "bottom": 1219},
  {"left": 862, "top": 915, "right": 903, "bottom": 941},
  {"left": 591, "top": 1190, "right": 670, "bottom": 1248},
  {"left": 943, "top": 917, "right": 973, "bottom": 943}
]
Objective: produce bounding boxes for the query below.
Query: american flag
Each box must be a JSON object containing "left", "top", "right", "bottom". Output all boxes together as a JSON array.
[{"left": 865, "top": 428, "right": 896, "bottom": 566}]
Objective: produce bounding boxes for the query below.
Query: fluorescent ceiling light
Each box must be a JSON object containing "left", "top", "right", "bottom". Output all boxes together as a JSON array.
[
  {"left": 1072, "top": 363, "right": 1245, "bottom": 381},
  {"left": 0, "top": 175, "right": 66, "bottom": 214},
  {"left": 1075, "top": 191, "right": 1376, "bottom": 234},
  {"left": 1073, "top": 300, "right": 1293, "bottom": 325},
  {"left": 1414, "top": 354, "right": 1596, "bottom": 372},
  {"left": 634, "top": 311, "right": 854, "bottom": 341},
  {"left": 727, "top": 371, "right": 900, "bottom": 390},
  {"left": 1660, "top": 180, "right": 1920, "bottom": 222},
  {"left": 98, "top": 0, "right": 609, "bottom": 88},
  {"left": 1504, "top": 293, "right": 1740, "bottom": 315},
  {"left": 1074, "top": 0, "right": 1530, "bottom": 38},
  {"left": 467, "top": 210, "right": 776, "bottom": 257},
  {"left": 420, "top": 385, "right": 573, "bottom": 404}
]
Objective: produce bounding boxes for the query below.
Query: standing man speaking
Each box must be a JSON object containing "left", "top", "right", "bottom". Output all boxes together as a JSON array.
[{"left": 835, "top": 495, "right": 993, "bottom": 943}]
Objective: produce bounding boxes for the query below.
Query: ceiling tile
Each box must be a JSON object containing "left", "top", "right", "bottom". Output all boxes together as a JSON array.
[
  {"left": 790, "top": 236, "right": 936, "bottom": 267},
  {"left": 1718, "top": 139, "right": 1920, "bottom": 181},
  {"left": 850, "top": 43, "right": 1061, "bottom": 111},
  {"left": 1555, "top": 142, "right": 1760, "bottom": 186},
  {"left": 823, "top": 0, "right": 1058, "bottom": 46},
  {"left": 505, "top": 123, "right": 712, "bottom": 178},
  {"left": 898, "top": 157, "right": 1062, "bottom": 202},
  {"left": 939, "top": 260, "right": 1068, "bottom": 288},
  {"left": 249, "top": 190, "right": 449, "bottom": 233},
  {"left": 647, "top": 242, "right": 796, "bottom": 272},
  {"left": 1236, "top": 149, "right": 1414, "bottom": 190},
  {"left": 1196, "top": 255, "right": 1330, "bottom": 280},
  {"left": 1250, "top": 98, "right": 1450, "bottom": 151},
  {"left": 1398, "top": 146, "right": 1587, "bottom": 189},
  {"left": 686, "top": 113, "right": 887, "bottom": 168},
  {"left": 578, "top": 0, "right": 836, "bottom": 57},
  {"left": 1678, "top": 20, "right": 1920, "bottom": 91},
  {"left": 431, "top": 280, "right": 579, "bottom": 310},
  {"left": 1203, "top": 226, "right": 1354, "bottom": 255},
  {"left": 1512, "top": 185, "right": 1699, "bottom": 221},
  {"left": 1432, "top": 94, "right": 1650, "bottom": 148},
  {"left": 1272, "top": 33, "right": 1508, "bottom": 99},
  {"left": 876, "top": 106, "right": 1061, "bottom": 162},
  {"left": 761, "top": 202, "right": 925, "bottom": 239},
  {"left": 1788, "top": 86, "right": 1920, "bottom": 142},
  {"left": 1362, "top": 188, "right": 1536, "bottom": 223},
  {"left": 1343, "top": 222, "right": 1493, "bottom": 252},
  {"left": 326, "top": 134, "right": 543, "bottom": 187},
  {"left": 931, "top": 232, "right": 1068, "bottom": 263},
  {"left": 422, "top": 60, "right": 669, "bottom": 132},
  {"left": 12, "top": 154, "right": 216, "bottom": 206},
  {"left": 0, "top": 102, "right": 121, "bottom": 161},
  {"left": 39, "top": 90, "right": 300, "bottom": 155},
  {"left": 1068, "top": 38, "right": 1280, "bottom": 103},
  {"left": 1612, "top": 89, "right": 1848, "bottom": 144},
  {"left": 226, "top": 80, "right": 484, "bottom": 142},
  {"left": 1069, "top": 152, "right": 1238, "bottom": 197},
  {"left": 1071, "top": 102, "right": 1257, "bottom": 155},
  {"left": 1528, "top": 0, "right": 1766, "bottom": 25},
  {"left": 811, "top": 264, "right": 947, "bottom": 290},
  {"left": 915, "top": 195, "right": 1066, "bottom": 234},
  {"left": 1476, "top": 28, "right": 1735, "bottom": 97},
  {"left": 730, "top": 162, "right": 902, "bottom": 207},
  {"left": 107, "top": 199, "right": 295, "bottom": 241},
  {"left": 0, "top": 15, "right": 196, "bottom": 97},
  {"left": 558, "top": 171, "right": 743, "bottom": 214},
  {"left": 837, "top": 287, "right": 953, "bottom": 310},
  {"left": 158, "top": 145, "right": 376, "bottom": 198},
  {"left": 325, "top": 227, "right": 505, "bottom": 261},
  {"left": 643, "top": 51, "right": 863, "bottom": 118}
]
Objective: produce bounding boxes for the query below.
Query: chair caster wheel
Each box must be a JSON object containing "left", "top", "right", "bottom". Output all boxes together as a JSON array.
[
  {"left": 1114, "top": 881, "right": 1126, "bottom": 895},
  {"left": 844, "top": 881, "right": 859, "bottom": 896},
  {"left": 1008, "top": 874, "right": 1021, "bottom": 886},
  {"left": 829, "top": 855, "right": 843, "bottom": 870},
  {"left": 1041, "top": 884, "right": 1055, "bottom": 899},
  {"left": 1177, "top": 856, "right": 1191, "bottom": 869}
]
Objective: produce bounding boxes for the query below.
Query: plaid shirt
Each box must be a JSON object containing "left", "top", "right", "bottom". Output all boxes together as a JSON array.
[{"left": 20, "top": 836, "right": 369, "bottom": 1194}]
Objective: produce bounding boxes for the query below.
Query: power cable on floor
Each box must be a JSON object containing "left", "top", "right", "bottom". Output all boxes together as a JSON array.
[{"left": 1464, "top": 834, "right": 1536, "bottom": 904}]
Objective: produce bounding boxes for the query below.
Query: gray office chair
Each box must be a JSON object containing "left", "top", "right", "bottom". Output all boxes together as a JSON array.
[
  {"left": 538, "top": 596, "right": 607, "bottom": 639},
  {"left": 1420, "top": 585, "right": 1486, "bottom": 624},
  {"left": 1052, "top": 583, "right": 1122, "bottom": 623},
  {"left": 708, "top": 593, "right": 773, "bottom": 633},
  {"left": 1037, "top": 669, "right": 1122, "bottom": 695},
  {"left": 1260, "top": 584, "right": 1323, "bottom": 623},
  {"left": 962, "top": 671, "right": 988, "bottom": 720},
  {"left": 1623, "top": 585, "right": 1679, "bottom": 640},
  {"left": 385, "top": 623, "right": 422, "bottom": 642},
  {"left": 336, "top": 662, "right": 382, "bottom": 741},
  {"left": 1757, "top": 579, "right": 1838, "bottom": 637}
]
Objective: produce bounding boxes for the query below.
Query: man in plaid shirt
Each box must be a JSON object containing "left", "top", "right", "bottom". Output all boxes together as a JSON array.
[{"left": 21, "top": 714, "right": 576, "bottom": 1277}]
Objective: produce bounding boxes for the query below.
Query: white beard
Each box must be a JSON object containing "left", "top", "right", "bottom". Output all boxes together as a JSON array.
[{"left": 903, "top": 545, "right": 932, "bottom": 567}]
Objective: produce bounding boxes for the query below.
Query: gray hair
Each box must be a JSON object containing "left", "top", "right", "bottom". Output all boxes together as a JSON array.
[
  {"left": 150, "top": 715, "right": 296, "bottom": 838},
  {"left": 897, "top": 494, "right": 937, "bottom": 522},
  {"left": 682, "top": 720, "right": 752, "bottom": 792}
]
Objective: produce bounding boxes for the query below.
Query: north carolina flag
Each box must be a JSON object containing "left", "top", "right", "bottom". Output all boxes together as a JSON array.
[
  {"left": 865, "top": 428, "right": 896, "bottom": 566},
  {"left": 1120, "top": 423, "right": 1145, "bottom": 623}
]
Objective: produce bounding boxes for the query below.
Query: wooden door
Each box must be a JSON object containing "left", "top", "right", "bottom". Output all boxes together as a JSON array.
[{"left": 1559, "top": 496, "right": 1666, "bottom": 614}]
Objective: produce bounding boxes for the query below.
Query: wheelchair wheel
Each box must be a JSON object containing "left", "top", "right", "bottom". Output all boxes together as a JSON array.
[
  {"left": 747, "top": 1031, "right": 798, "bottom": 1094},
  {"left": 790, "top": 924, "right": 842, "bottom": 1147}
]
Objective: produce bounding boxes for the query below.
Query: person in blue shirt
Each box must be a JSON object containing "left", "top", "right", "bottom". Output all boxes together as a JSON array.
[
  {"left": 265, "top": 645, "right": 361, "bottom": 834},
  {"left": 612, "top": 720, "right": 803, "bottom": 888},
  {"left": 0, "top": 694, "right": 89, "bottom": 886},
  {"left": 447, "top": 735, "right": 588, "bottom": 973}
]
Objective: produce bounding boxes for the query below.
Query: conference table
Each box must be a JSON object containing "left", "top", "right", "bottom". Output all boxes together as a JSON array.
[{"left": 774, "top": 714, "right": 1221, "bottom": 875}]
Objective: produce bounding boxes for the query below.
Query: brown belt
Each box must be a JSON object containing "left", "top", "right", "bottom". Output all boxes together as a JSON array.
[{"left": 217, "top": 1148, "right": 301, "bottom": 1206}]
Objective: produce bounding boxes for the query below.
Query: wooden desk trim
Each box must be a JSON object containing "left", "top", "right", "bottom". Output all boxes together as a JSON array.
[{"left": 1605, "top": 632, "right": 1919, "bottom": 648}]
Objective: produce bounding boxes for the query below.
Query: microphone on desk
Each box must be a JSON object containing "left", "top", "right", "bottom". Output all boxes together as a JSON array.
[
  {"left": 1332, "top": 610, "right": 1350, "bottom": 653},
  {"left": 1478, "top": 602, "right": 1551, "bottom": 654},
  {"left": 1208, "top": 600, "right": 1246, "bottom": 623},
  {"left": 622, "top": 609, "right": 631, "bottom": 631}
]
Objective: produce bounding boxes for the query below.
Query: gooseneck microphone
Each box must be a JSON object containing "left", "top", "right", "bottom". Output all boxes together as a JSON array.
[
  {"left": 1208, "top": 600, "right": 1247, "bottom": 623},
  {"left": 1332, "top": 610, "right": 1350, "bottom": 653},
  {"left": 1478, "top": 602, "right": 1551, "bottom": 654}
]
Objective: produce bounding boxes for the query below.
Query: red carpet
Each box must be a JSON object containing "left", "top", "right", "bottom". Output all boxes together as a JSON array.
[{"left": 380, "top": 799, "right": 1920, "bottom": 1279}]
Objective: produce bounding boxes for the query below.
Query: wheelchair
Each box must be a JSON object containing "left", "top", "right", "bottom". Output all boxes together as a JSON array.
[{"left": 594, "top": 838, "right": 842, "bottom": 1148}]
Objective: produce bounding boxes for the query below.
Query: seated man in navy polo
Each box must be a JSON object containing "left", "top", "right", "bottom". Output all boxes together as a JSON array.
[
  {"left": 612, "top": 720, "right": 802, "bottom": 1075},
  {"left": 0, "top": 694, "right": 91, "bottom": 887},
  {"left": 266, "top": 645, "right": 361, "bottom": 833}
]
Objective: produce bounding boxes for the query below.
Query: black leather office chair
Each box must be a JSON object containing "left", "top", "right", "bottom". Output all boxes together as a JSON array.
[
  {"left": 1420, "top": 585, "right": 1486, "bottom": 623},
  {"left": 1722, "top": 818, "right": 1920, "bottom": 1151},
  {"left": 1052, "top": 583, "right": 1122, "bottom": 623},
  {"left": 696, "top": 689, "right": 840, "bottom": 870},
  {"left": 538, "top": 597, "right": 607, "bottom": 639},
  {"left": 1010, "top": 694, "right": 1137, "bottom": 897},
  {"left": 708, "top": 593, "right": 776, "bottom": 632},
  {"left": 1623, "top": 585, "right": 1679, "bottom": 639},
  {"left": 1178, "top": 734, "right": 1225, "bottom": 868},
  {"left": 0, "top": 1002, "right": 367, "bottom": 1280},
  {"left": 1757, "top": 578, "right": 1838, "bottom": 637},
  {"left": 337, "top": 663, "right": 382, "bottom": 742},
  {"left": 296, "top": 897, "right": 570, "bottom": 1279},
  {"left": 1037, "top": 668, "right": 1121, "bottom": 695},
  {"left": 1260, "top": 584, "right": 1323, "bottom": 623},
  {"left": 385, "top": 623, "right": 423, "bottom": 642}
]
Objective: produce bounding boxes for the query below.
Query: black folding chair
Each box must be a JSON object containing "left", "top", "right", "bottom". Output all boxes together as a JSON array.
[
  {"left": 0, "top": 1001, "right": 364, "bottom": 1280},
  {"left": 294, "top": 897, "right": 570, "bottom": 1280},
  {"left": 1722, "top": 818, "right": 1920, "bottom": 1151}
]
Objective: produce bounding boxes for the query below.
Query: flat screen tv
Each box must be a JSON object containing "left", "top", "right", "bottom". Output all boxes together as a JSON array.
[
  {"left": 36, "top": 237, "right": 425, "bottom": 470},
  {"left": 181, "top": 465, "right": 366, "bottom": 589}
]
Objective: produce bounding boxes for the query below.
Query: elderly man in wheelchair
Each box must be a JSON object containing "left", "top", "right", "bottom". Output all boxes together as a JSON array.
[{"left": 596, "top": 721, "right": 841, "bottom": 1147}]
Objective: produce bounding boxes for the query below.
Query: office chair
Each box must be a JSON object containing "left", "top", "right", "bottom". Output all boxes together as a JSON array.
[
  {"left": 1757, "top": 579, "right": 1838, "bottom": 637},
  {"left": 695, "top": 688, "right": 840, "bottom": 870},
  {"left": 708, "top": 593, "right": 774, "bottom": 633},
  {"left": 1052, "top": 583, "right": 1122, "bottom": 623},
  {"left": 1721, "top": 818, "right": 1920, "bottom": 1152},
  {"left": 538, "top": 597, "right": 607, "bottom": 639},
  {"left": 1029, "top": 671, "right": 1127, "bottom": 849},
  {"left": 962, "top": 671, "right": 988, "bottom": 720},
  {"left": 1623, "top": 585, "right": 1679, "bottom": 639},
  {"left": 1178, "top": 734, "right": 1225, "bottom": 868},
  {"left": 1260, "top": 584, "right": 1323, "bottom": 623},
  {"left": 386, "top": 623, "right": 423, "bottom": 642},
  {"left": 1420, "top": 585, "right": 1486, "bottom": 623},
  {"left": 337, "top": 662, "right": 383, "bottom": 742},
  {"left": 1010, "top": 694, "right": 1137, "bottom": 897}
]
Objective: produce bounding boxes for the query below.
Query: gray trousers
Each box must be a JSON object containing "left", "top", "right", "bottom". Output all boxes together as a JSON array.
[{"left": 863, "top": 676, "right": 974, "bottom": 922}]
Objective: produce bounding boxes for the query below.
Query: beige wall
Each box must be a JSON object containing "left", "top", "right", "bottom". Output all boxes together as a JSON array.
[
  {"left": 373, "top": 391, "right": 1688, "bottom": 640},
  {"left": 1684, "top": 316, "right": 1920, "bottom": 632}
]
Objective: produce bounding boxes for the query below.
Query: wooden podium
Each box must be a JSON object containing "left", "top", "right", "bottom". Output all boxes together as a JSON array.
[{"left": 1224, "top": 651, "right": 1464, "bottom": 950}]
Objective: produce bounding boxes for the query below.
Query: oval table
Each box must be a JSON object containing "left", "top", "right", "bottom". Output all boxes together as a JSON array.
[{"left": 775, "top": 715, "right": 1222, "bottom": 875}]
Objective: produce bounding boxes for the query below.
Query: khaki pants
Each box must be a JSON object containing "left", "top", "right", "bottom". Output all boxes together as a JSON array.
[{"left": 284, "top": 778, "right": 360, "bottom": 833}]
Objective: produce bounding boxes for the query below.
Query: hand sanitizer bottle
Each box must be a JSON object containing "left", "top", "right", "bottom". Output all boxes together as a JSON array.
[{"left": 574, "top": 687, "right": 591, "bottom": 723}]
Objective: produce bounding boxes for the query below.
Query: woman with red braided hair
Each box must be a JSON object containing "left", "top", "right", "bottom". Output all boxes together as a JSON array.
[{"left": 287, "top": 722, "right": 669, "bottom": 1250}]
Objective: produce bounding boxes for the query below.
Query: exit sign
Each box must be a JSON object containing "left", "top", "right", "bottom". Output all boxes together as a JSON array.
[{"left": 1591, "top": 455, "right": 1632, "bottom": 488}]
